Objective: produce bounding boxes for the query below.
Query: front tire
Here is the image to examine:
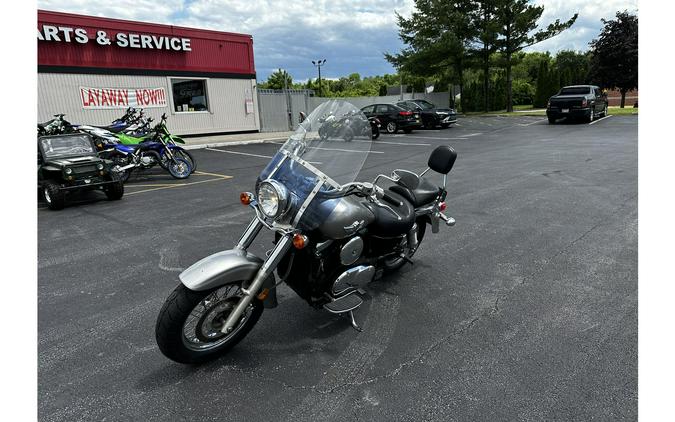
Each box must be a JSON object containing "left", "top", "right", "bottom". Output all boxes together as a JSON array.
[
  {"left": 104, "top": 181, "right": 124, "bottom": 200},
  {"left": 43, "top": 181, "right": 65, "bottom": 210},
  {"left": 168, "top": 157, "right": 192, "bottom": 179},
  {"left": 161, "top": 149, "right": 196, "bottom": 173},
  {"left": 155, "top": 283, "right": 264, "bottom": 364}
]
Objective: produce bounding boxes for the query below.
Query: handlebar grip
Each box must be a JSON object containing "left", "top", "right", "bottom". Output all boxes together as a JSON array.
[{"left": 382, "top": 191, "right": 402, "bottom": 207}]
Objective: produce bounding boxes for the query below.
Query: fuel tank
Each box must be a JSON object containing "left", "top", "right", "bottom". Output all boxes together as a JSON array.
[{"left": 316, "top": 196, "right": 374, "bottom": 239}]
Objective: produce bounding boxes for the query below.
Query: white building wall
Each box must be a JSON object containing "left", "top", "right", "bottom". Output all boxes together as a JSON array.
[{"left": 38, "top": 73, "right": 260, "bottom": 135}]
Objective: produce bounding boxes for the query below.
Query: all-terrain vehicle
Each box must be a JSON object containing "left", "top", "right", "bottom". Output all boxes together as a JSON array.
[{"left": 38, "top": 133, "right": 124, "bottom": 210}]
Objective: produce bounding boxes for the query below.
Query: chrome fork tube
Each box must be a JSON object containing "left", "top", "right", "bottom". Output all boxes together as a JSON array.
[
  {"left": 236, "top": 218, "right": 263, "bottom": 250},
  {"left": 221, "top": 233, "right": 293, "bottom": 333}
]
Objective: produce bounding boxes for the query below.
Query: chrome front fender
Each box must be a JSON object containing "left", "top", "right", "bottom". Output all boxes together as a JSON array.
[{"left": 179, "top": 248, "right": 277, "bottom": 308}]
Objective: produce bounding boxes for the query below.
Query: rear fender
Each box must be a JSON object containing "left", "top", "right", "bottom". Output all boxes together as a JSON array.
[{"left": 179, "top": 248, "right": 277, "bottom": 308}]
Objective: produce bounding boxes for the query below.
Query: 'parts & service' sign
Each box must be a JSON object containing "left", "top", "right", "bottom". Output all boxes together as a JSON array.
[{"left": 38, "top": 25, "right": 192, "bottom": 51}]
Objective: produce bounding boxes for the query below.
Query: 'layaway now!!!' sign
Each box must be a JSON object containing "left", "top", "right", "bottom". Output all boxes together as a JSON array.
[{"left": 80, "top": 87, "right": 167, "bottom": 109}]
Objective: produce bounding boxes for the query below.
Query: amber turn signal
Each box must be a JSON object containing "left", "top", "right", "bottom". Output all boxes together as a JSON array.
[
  {"left": 257, "top": 288, "right": 270, "bottom": 301},
  {"left": 240, "top": 192, "right": 253, "bottom": 205},
  {"left": 292, "top": 234, "right": 308, "bottom": 249},
  {"left": 439, "top": 202, "right": 447, "bottom": 212}
]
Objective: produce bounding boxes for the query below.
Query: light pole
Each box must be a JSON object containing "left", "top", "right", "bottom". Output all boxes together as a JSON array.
[{"left": 312, "top": 59, "right": 326, "bottom": 97}]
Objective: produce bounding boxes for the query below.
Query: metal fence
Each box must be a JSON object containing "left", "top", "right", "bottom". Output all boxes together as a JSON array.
[{"left": 257, "top": 89, "right": 452, "bottom": 133}]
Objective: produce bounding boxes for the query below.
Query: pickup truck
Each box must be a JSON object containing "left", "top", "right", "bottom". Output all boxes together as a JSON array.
[{"left": 547, "top": 85, "right": 608, "bottom": 124}]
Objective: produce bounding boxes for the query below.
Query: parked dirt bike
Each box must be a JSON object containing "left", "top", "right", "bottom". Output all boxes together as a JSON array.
[
  {"left": 38, "top": 114, "right": 75, "bottom": 136},
  {"left": 155, "top": 100, "right": 458, "bottom": 363},
  {"left": 369, "top": 116, "right": 381, "bottom": 139},
  {"left": 114, "top": 114, "right": 196, "bottom": 173}
]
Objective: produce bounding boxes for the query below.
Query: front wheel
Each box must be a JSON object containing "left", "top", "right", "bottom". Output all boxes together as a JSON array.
[
  {"left": 43, "top": 181, "right": 65, "bottom": 210},
  {"left": 168, "top": 157, "right": 192, "bottom": 179},
  {"left": 155, "top": 283, "right": 264, "bottom": 364},
  {"left": 104, "top": 181, "right": 124, "bottom": 200},
  {"left": 161, "top": 149, "right": 196, "bottom": 173},
  {"left": 371, "top": 126, "right": 380, "bottom": 140}
]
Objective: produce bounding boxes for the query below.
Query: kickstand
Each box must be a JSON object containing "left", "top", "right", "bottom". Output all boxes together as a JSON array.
[
  {"left": 348, "top": 310, "right": 363, "bottom": 332},
  {"left": 401, "top": 254, "right": 414, "bottom": 266}
]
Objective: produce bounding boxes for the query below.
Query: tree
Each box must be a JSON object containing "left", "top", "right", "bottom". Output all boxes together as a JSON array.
[
  {"left": 555, "top": 50, "right": 591, "bottom": 85},
  {"left": 471, "top": 0, "right": 500, "bottom": 112},
  {"left": 494, "top": 0, "right": 577, "bottom": 111},
  {"left": 589, "top": 11, "right": 638, "bottom": 107},
  {"left": 386, "top": 0, "right": 477, "bottom": 111},
  {"left": 262, "top": 69, "right": 293, "bottom": 90}
]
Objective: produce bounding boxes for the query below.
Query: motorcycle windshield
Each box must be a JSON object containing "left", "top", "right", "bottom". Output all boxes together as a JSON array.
[{"left": 258, "top": 100, "right": 372, "bottom": 230}]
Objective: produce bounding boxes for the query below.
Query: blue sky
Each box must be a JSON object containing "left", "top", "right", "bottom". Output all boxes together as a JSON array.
[{"left": 38, "top": 0, "right": 638, "bottom": 82}]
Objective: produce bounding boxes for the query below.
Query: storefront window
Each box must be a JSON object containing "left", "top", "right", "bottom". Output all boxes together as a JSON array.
[{"left": 171, "top": 79, "right": 209, "bottom": 112}]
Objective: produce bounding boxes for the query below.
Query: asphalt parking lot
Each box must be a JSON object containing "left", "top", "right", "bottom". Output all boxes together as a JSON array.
[{"left": 38, "top": 114, "right": 637, "bottom": 421}]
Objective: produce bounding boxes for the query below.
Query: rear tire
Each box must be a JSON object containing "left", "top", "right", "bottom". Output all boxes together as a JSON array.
[
  {"left": 424, "top": 119, "right": 436, "bottom": 130},
  {"left": 382, "top": 220, "right": 427, "bottom": 273},
  {"left": 155, "top": 283, "right": 263, "bottom": 364},
  {"left": 385, "top": 121, "right": 398, "bottom": 134},
  {"left": 43, "top": 181, "right": 65, "bottom": 210}
]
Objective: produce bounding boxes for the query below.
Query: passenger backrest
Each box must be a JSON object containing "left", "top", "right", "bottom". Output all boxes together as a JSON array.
[{"left": 428, "top": 145, "right": 457, "bottom": 174}]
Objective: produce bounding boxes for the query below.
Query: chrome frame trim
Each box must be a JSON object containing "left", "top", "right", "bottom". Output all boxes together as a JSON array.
[
  {"left": 258, "top": 179, "right": 291, "bottom": 219},
  {"left": 221, "top": 234, "right": 293, "bottom": 333}
]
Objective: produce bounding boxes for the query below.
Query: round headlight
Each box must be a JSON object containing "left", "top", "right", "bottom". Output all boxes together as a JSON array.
[
  {"left": 257, "top": 180, "right": 289, "bottom": 219},
  {"left": 65, "top": 168, "right": 72, "bottom": 175},
  {"left": 96, "top": 163, "right": 104, "bottom": 170}
]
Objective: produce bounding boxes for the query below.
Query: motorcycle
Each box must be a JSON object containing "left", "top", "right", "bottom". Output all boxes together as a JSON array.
[
  {"left": 38, "top": 114, "right": 75, "bottom": 136},
  {"left": 317, "top": 110, "right": 370, "bottom": 142},
  {"left": 101, "top": 116, "right": 193, "bottom": 181},
  {"left": 369, "top": 116, "right": 381, "bottom": 140},
  {"left": 115, "top": 114, "right": 196, "bottom": 173},
  {"left": 154, "top": 100, "right": 457, "bottom": 364}
]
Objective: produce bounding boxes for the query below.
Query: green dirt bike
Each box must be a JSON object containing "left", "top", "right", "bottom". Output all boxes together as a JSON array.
[{"left": 115, "top": 114, "right": 196, "bottom": 173}]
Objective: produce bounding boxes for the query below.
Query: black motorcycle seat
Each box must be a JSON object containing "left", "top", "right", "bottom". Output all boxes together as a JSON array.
[
  {"left": 389, "top": 177, "right": 440, "bottom": 207},
  {"left": 365, "top": 191, "right": 415, "bottom": 237},
  {"left": 101, "top": 125, "right": 125, "bottom": 133}
]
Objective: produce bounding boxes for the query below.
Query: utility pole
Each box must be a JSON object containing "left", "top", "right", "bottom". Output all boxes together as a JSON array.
[{"left": 312, "top": 59, "right": 326, "bottom": 97}]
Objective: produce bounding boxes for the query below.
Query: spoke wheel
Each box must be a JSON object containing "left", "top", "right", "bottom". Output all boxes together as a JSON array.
[
  {"left": 382, "top": 220, "right": 426, "bottom": 273},
  {"left": 168, "top": 158, "right": 191, "bottom": 179},
  {"left": 155, "top": 283, "right": 264, "bottom": 364},
  {"left": 182, "top": 285, "right": 254, "bottom": 351},
  {"left": 386, "top": 121, "right": 398, "bottom": 134}
]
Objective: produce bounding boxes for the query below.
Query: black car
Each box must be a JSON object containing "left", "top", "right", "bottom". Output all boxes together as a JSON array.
[
  {"left": 361, "top": 103, "right": 422, "bottom": 134},
  {"left": 38, "top": 133, "right": 124, "bottom": 210},
  {"left": 546, "top": 85, "right": 608, "bottom": 124},
  {"left": 397, "top": 99, "right": 457, "bottom": 129}
]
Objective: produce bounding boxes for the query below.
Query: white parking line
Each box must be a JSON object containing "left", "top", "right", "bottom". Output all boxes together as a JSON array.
[
  {"left": 589, "top": 115, "right": 613, "bottom": 125},
  {"left": 400, "top": 135, "right": 473, "bottom": 140},
  {"left": 205, "top": 147, "right": 323, "bottom": 164},
  {"left": 205, "top": 148, "right": 273, "bottom": 159},
  {"left": 519, "top": 119, "right": 547, "bottom": 126},
  {"left": 353, "top": 140, "right": 430, "bottom": 146},
  {"left": 308, "top": 146, "right": 384, "bottom": 154}
]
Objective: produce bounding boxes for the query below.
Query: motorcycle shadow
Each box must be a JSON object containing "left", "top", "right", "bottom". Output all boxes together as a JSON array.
[{"left": 137, "top": 261, "right": 432, "bottom": 388}]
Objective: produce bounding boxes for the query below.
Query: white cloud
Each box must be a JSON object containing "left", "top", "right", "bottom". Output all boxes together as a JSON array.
[
  {"left": 37, "top": 0, "right": 637, "bottom": 80},
  {"left": 527, "top": 0, "right": 638, "bottom": 52}
]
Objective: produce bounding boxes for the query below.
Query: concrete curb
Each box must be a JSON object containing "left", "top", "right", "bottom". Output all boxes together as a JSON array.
[{"left": 183, "top": 136, "right": 288, "bottom": 150}]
